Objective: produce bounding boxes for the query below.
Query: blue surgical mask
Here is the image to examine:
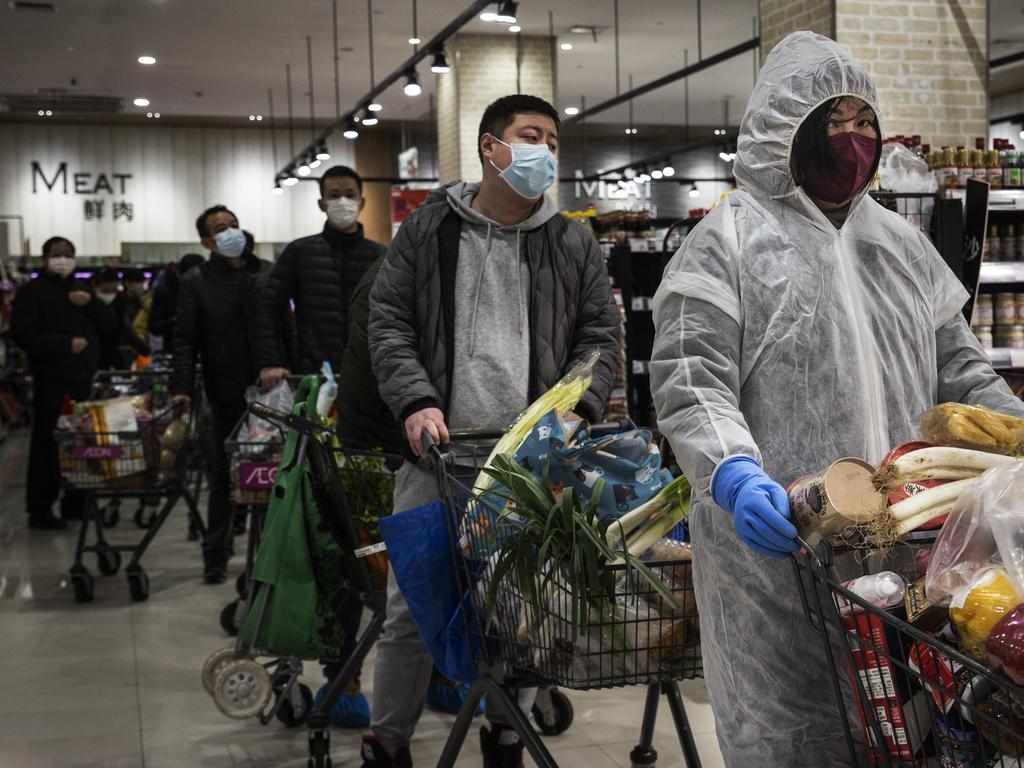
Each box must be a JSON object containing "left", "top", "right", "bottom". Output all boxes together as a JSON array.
[
  {"left": 213, "top": 227, "right": 246, "bottom": 258},
  {"left": 490, "top": 138, "right": 557, "bottom": 199}
]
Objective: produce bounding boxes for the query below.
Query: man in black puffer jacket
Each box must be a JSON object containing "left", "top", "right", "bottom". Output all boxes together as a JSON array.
[
  {"left": 171, "top": 205, "right": 274, "bottom": 583},
  {"left": 254, "top": 165, "right": 386, "bottom": 388},
  {"left": 11, "top": 236, "right": 116, "bottom": 529},
  {"left": 363, "top": 94, "right": 620, "bottom": 768}
]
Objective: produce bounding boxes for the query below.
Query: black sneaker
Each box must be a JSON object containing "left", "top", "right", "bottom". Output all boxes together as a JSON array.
[
  {"left": 480, "top": 724, "right": 524, "bottom": 768},
  {"left": 28, "top": 511, "right": 66, "bottom": 530},
  {"left": 360, "top": 735, "right": 411, "bottom": 768},
  {"left": 203, "top": 553, "right": 228, "bottom": 584}
]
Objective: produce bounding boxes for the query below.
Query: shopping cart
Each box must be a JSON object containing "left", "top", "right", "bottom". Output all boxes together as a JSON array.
[
  {"left": 59, "top": 369, "right": 206, "bottom": 602},
  {"left": 412, "top": 430, "right": 704, "bottom": 768},
  {"left": 202, "top": 398, "right": 395, "bottom": 735},
  {"left": 793, "top": 539, "right": 1024, "bottom": 766}
]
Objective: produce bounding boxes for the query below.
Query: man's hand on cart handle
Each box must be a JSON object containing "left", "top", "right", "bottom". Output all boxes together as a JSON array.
[
  {"left": 70, "top": 337, "right": 88, "bottom": 354},
  {"left": 405, "top": 407, "right": 449, "bottom": 458},
  {"left": 259, "top": 367, "right": 290, "bottom": 390}
]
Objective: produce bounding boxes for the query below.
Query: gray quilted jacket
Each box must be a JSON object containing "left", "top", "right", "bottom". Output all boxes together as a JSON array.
[{"left": 368, "top": 182, "right": 621, "bottom": 428}]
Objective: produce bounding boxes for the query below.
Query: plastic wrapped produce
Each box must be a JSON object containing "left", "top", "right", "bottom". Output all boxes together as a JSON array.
[{"left": 921, "top": 402, "right": 1024, "bottom": 455}]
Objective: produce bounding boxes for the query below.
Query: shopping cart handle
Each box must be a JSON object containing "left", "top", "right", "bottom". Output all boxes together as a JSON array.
[{"left": 248, "top": 402, "right": 321, "bottom": 436}]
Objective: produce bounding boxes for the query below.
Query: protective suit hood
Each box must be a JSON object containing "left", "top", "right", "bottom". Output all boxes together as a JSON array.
[{"left": 734, "top": 31, "right": 880, "bottom": 202}]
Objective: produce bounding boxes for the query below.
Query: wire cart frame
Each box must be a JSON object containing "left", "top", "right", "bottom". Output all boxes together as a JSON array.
[
  {"left": 793, "top": 540, "right": 1024, "bottom": 767},
  {"left": 59, "top": 368, "right": 206, "bottom": 603}
]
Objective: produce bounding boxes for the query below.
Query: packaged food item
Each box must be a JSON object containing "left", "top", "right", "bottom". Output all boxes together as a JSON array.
[
  {"left": 974, "top": 295, "right": 993, "bottom": 326},
  {"left": 997, "top": 293, "right": 1018, "bottom": 324},
  {"left": 1008, "top": 325, "right": 1024, "bottom": 350},
  {"left": 787, "top": 458, "right": 885, "bottom": 546},
  {"left": 920, "top": 402, "right": 1024, "bottom": 455},
  {"left": 949, "top": 567, "right": 1020, "bottom": 662},
  {"left": 905, "top": 576, "right": 948, "bottom": 632},
  {"left": 974, "top": 326, "right": 993, "bottom": 350},
  {"left": 986, "top": 603, "right": 1024, "bottom": 686}
]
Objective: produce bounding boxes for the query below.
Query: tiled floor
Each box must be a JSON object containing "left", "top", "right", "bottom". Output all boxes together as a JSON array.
[{"left": 0, "top": 432, "right": 724, "bottom": 768}]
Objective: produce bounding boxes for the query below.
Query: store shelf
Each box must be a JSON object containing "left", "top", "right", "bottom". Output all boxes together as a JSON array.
[
  {"left": 979, "top": 262, "right": 1024, "bottom": 284},
  {"left": 630, "top": 296, "right": 653, "bottom": 312},
  {"left": 987, "top": 347, "right": 1024, "bottom": 371},
  {"left": 944, "top": 188, "right": 1024, "bottom": 211}
]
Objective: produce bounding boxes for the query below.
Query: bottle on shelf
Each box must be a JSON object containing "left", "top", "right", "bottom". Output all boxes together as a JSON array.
[
  {"left": 989, "top": 225, "right": 1002, "bottom": 263},
  {"left": 972, "top": 149, "right": 987, "bottom": 183},
  {"left": 989, "top": 150, "right": 1004, "bottom": 189},
  {"left": 957, "top": 147, "right": 973, "bottom": 188},
  {"left": 1006, "top": 146, "right": 1022, "bottom": 189},
  {"left": 939, "top": 147, "right": 958, "bottom": 190}
]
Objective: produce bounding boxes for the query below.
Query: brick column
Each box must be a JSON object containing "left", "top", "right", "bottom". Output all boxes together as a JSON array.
[
  {"left": 757, "top": 0, "right": 987, "bottom": 148},
  {"left": 436, "top": 33, "right": 556, "bottom": 185}
]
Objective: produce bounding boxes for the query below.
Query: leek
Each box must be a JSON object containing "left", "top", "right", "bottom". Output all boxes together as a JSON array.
[{"left": 605, "top": 474, "right": 692, "bottom": 558}]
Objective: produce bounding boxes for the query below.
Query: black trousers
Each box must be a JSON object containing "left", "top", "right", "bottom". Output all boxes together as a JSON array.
[
  {"left": 27, "top": 377, "right": 92, "bottom": 518},
  {"left": 205, "top": 397, "right": 248, "bottom": 561}
]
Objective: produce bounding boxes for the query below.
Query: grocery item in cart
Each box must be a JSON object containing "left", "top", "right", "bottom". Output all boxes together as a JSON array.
[
  {"left": 920, "top": 402, "right": 1024, "bottom": 455},
  {"left": 787, "top": 458, "right": 884, "bottom": 546},
  {"left": 949, "top": 567, "right": 1020, "bottom": 662},
  {"left": 988, "top": 604, "right": 1024, "bottom": 686}
]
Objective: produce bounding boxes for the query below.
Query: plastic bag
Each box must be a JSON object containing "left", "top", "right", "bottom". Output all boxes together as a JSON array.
[
  {"left": 878, "top": 142, "right": 938, "bottom": 194},
  {"left": 239, "top": 380, "right": 294, "bottom": 444},
  {"left": 921, "top": 402, "right": 1024, "bottom": 455},
  {"left": 925, "top": 462, "right": 1024, "bottom": 607},
  {"left": 950, "top": 567, "right": 1020, "bottom": 661}
]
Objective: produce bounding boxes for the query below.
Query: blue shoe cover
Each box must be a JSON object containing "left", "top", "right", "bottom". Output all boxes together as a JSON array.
[
  {"left": 314, "top": 684, "right": 371, "bottom": 728},
  {"left": 425, "top": 679, "right": 485, "bottom": 716}
]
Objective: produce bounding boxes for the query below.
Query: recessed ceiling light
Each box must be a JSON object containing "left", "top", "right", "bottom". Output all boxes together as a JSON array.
[
  {"left": 508, "top": 24, "right": 521, "bottom": 32},
  {"left": 662, "top": 166, "right": 675, "bottom": 176},
  {"left": 368, "top": 102, "right": 383, "bottom": 112},
  {"left": 282, "top": 176, "right": 299, "bottom": 186},
  {"left": 564, "top": 106, "right": 579, "bottom": 116},
  {"left": 138, "top": 55, "right": 156, "bottom": 65},
  {"left": 560, "top": 42, "right": 573, "bottom": 51},
  {"left": 154, "top": 112, "right": 160, "bottom": 118},
  {"left": 651, "top": 170, "right": 663, "bottom": 179},
  {"left": 146, "top": 112, "right": 153, "bottom": 118},
  {"left": 133, "top": 97, "right": 150, "bottom": 107},
  {"left": 408, "top": 37, "right": 421, "bottom": 45}
]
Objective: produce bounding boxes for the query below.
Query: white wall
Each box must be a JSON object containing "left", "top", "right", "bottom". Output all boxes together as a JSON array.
[{"left": 0, "top": 123, "right": 355, "bottom": 257}]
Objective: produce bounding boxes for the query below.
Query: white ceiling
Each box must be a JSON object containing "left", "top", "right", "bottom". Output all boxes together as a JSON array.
[{"left": 0, "top": 0, "right": 758, "bottom": 128}]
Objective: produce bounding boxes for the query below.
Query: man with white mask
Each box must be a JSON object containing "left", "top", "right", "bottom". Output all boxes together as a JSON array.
[
  {"left": 254, "top": 165, "right": 386, "bottom": 389},
  {"left": 11, "top": 236, "right": 116, "bottom": 529},
  {"left": 171, "top": 204, "right": 274, "bottom": 583}
]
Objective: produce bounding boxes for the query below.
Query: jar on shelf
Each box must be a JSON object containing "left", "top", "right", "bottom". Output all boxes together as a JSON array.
[
  {"left": 974, "top": 295, "right": 994, "bottom": 326},
  {"left": 1017, "top": 293, "right": 1024, "bottom": 323},
  {"left": 1006, "top": 325, "right": 1024, "bottom": 350},
  {"left": 995, "top": 293, "right": 1017, "bottom": 324},
  {"left": 1016, "top": 223, "right": 1024, "bottom": 262},
  {"left": 975, "top": 326, "right": 994, "bottom": 349}
]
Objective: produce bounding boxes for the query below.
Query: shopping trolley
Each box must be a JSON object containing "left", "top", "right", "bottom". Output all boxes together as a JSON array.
[
  {"left": 793, "top": 539, "right": 1024, "bottom": 766},
  {"left": 202, "top": 398, "right": 395, "bottom": 737},
  {"left": 58, "top": 369, "right": 206, "bottom": 602},
  {"left": 407, "top": 430, "right": 704, "bottom": 768}
]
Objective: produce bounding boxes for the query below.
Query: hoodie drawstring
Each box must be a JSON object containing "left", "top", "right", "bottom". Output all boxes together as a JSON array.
[
  {"left": 468, "top": 222, "right": 493, "bottom": 358},
  {"left": 515, "top": 231, "right": 524, "bottom": 336}
]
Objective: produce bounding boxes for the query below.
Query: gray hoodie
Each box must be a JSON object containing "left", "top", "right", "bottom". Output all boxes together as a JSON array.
[{"left": 444, "top": 181, "right": 561, "bottom": 431}]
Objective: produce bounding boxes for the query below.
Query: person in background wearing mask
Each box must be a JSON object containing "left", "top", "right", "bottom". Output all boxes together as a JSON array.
[
  {"left": 254, "top": 165, "right": 385, "bottom": 389},
  {"left": 253, "top": 165, "right": 385, "bottom": 727},
  {"left": 148, "top": 253, "right": 204, "bottom": 351},
  {"left": 11, "top": 237, "right": 116, "bottom": 529},
  {"left": 650, "top": 33, "right": 1024, "bottom": 767},
  {"left": 365, "top": 94, "right": 620, "bottom": 768},
  {"left": 171, "top": 205, "right": 273, "bottom": 583},
  {"left": 91, "top": 268, "right": 129, "bottom": 370}
]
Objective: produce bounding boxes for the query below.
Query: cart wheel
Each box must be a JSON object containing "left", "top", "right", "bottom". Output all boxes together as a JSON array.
[
  {"left": 308, "top": 728, "right": 332, "bottom": 768},
  {"left": 97, "top": 546, "right": 121, "bottom": 576},
  {"left": 133, "top": 506, "right": 153, "bottom": 529},
  {"left": 127, "top": 567, "right": 149, "bottom": 602},
  {"left": 220, "top": 599, "right": 241, "bottom": 636},
  {"left": 101, "top": 501, "right": 121, "bottom": 528},
  {"left": 212, "top": 659, "right": 272, "bottom": 719},
  {"left": 70, "top": 566, "right": 95, "bottom": 603},
  {"left": 235, "top": 572, "right": 247, "bottom": 596},
  {"left": 276, "top": 683, "right": 313, "bottom": 728},
  {"left": 532, "top": 688, "right": 574, "bottom": 736},
  {"left": 201, "top": 646, "right": 237, "bottom": 696}
]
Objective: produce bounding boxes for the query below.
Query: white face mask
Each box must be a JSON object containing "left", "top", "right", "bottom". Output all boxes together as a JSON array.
[
  {"left": 96, "top": 291, "right": 118, "bottom": 305},
  {"left": 46, "top": 256, "right": 75, "bottom": 278},
  {"left": 325, "top": 197, "right": 361, "bottom": 231}
]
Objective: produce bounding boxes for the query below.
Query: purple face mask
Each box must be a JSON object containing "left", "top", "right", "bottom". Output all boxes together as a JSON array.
[{"left": 801, "top": 132, "right": 879, "bottom": 204}]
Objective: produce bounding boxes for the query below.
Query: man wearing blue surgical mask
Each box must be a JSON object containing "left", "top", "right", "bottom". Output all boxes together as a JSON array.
[
  {"left": 171, "top": 204, "right": 275, "bottom": 583},
  {"left": 364, "top": 94, "right": 619, "bottom": 768}
]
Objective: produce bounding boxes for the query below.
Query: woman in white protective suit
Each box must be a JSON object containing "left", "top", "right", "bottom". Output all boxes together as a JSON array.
[{"left": 650, "top": 31, "right": 1024, "bottom": 768}]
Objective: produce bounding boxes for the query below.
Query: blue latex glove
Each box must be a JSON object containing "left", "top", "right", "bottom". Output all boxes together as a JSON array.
[{"left": 711, "top": 456, "right": 798, "bottom": 558}]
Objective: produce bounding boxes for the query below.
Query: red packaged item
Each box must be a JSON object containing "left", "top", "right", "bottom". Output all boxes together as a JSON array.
[{"left": 879, "top": 441, "right": 950, "bottom": 529}]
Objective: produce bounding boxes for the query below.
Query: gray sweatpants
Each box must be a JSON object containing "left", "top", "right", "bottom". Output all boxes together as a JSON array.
[{"left": 372, "top": 462, "right": 536, "bottom": 751}]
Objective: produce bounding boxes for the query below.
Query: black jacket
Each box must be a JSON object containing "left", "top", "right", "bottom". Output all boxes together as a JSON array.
[
  {"left": 368, "top": 185, "right": 621, "bottom": 425},
  {"left": 337, "top": 257, "right": 404, "bottom": 454},
  {"left": 11, "top": 271, "right": 117, "bottom": 382},
  {"left": 254, "top": 224, "right": 386, "bottom": 374},
  {"left": 97, "top": 292, "right": 150, "bottom": 370},
  {"left": 171, "top": 254, "right": 273, "bottom": 406},
  {"left": 148, "top": 270, "right": 179, "bottom": 343}
]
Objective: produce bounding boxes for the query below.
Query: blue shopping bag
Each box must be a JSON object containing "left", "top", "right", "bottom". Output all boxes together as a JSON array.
[{"left": 378, "top": 500, "right": 480, "bottom": 683}]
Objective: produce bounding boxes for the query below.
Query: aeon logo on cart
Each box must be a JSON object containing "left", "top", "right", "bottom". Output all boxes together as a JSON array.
[{"left": 240, "top": 461, "right": 278, "bottom": 490}]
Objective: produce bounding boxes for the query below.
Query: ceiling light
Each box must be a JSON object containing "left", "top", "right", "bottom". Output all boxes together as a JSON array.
[
  {"left": 481, "top": 0, "right": 517, "bottom": 23},
  {"left": 651, "top": 169, "right": 663, "bottom": 180},
  {"left": 480, "top": 12, "right": 498, "bottom": 21},
  {"left": 272, "top": 182, "right": 284, "bottom": 195},
  {"left": 368, "top": 102, "right": 383, "bottom": 112},
  {"left": 146, "top": 112, "right": 153, "bottom": 118},
  {"left": 508, "top": 24, "right": 521, "bottom": 32},
  {"left": 315, "top": 144, "right": 331, "bottom": 161},
  {"left": 624, "top": 127, "right": 637, "bottom": 135},
  {"left": 564, "top": 106, "right": 579, "bottom": 116},
  {"left": 430, "top": 50, "right": 450, "bottom": 74},
  {"left": 638, "top": 172, "right": 651, "bottom": 183},
  {"left": 153, "top": 112, "right": 160, "bottom": 118},
  {"left": 137, "top": 55, "right": 156, "bottom": 65},
  {"left": 688, "top": 183, "right": 699, "bottom": 198},
  {"left": 46, "top": 110, "right": 53, "bottom": 116},
  {"left": 623, "top": 168, "right": 636, "bottom": 180},
  {"left": 361, "top": 112, "right": 379, "bottom": 126},
  {"left": 133, "top": 97, "right": 150, "bottom": 107},
  {"left": 560, "top": 42, "right": 573, "bottom": 51},
  {"left": 282, "top": 176, "right": 299, "bottom": 186},
  {"left": 662, "top": 166, "right": 675, "bottom": 177},
  {"left": 256, "top": 115, "right": 262, "bottom": 121},
  {"left": 403, "top": 69, "right": 421, "bottom": 96},
  {"left": 309, "top": 158, "right": 322, "bottom": 169},
  {"left": 248, "top": 115, "right": 256, "bottom": 121},
  {"left": 343, "top": 123, "right": 360, "bottom": 139},
  {"left": 408, "top": 36, "right": 421, "bottom": 45},
  {"left": 297, "top": 163, "right": 311, "bottom": 177},
  {"left": 719, "top": 151, "right": 730, "bottom": 162},
  {"left": 617, "top": 179, "right": 629, "bottom": 188}
]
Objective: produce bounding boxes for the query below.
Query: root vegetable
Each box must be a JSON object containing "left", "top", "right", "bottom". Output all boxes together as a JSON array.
[
  {"left": 871, "top": 478, "right": 976, "bottom": 541},
  {"left": 873, "top": 447, "right": 1019, "bottom": 491}
]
